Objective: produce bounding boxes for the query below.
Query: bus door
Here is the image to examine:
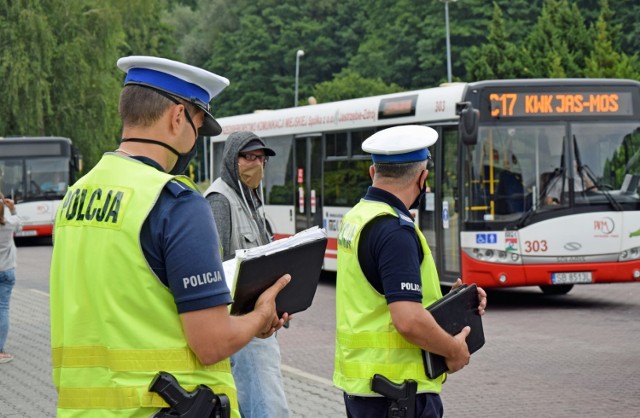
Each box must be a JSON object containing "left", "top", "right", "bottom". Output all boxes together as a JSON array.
[
  {"left": 295, "top": 135, "right": 323, "bottom": 233},
  {"left": 420, "top": 126, "right": 461, "bottom": 285}
]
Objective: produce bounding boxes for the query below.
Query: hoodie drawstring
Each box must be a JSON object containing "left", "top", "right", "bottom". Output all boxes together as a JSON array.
[{"left": 237, "top": 179, "right": 270, "bottom": 245}]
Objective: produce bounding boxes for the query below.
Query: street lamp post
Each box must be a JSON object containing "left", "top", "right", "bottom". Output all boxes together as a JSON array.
[
  {"left": 440, "top": 0, "right": 456, "bottom": 83},
  {"left": 294, "top": 49, "right": 305, "bottom": 107}
]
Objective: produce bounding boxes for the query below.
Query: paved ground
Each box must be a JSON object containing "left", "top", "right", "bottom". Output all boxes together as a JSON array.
[
  {"left": 0, "top": 241, "right": 346, "bottom": 418},
  {"left": 2, "top": 243, "right": 640, "bottom": 417},
  {"left": 0, "top": 286, "right": 346, "bottom": 417}
]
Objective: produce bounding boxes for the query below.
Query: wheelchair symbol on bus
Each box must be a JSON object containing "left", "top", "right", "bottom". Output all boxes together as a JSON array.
[{"left": 476, "top": 233, "right": 497, "bottom": 244}]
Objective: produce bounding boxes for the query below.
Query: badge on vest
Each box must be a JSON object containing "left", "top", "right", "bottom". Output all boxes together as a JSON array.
[{"left": 57, "top": 186, "right": 131, "bottom": 229}]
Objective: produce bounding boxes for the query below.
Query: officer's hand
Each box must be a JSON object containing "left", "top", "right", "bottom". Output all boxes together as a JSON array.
[
  {"left": 254, "top": 274, "right": 291, "bottom": 338},
  {"left": 477, "top": 286, "right": 487, "bottom": 316},
  {"left": 2, "top": 198, "right": 15, "bottom": 212},
  {"left": 450, "top": 278, "right": 463, "bottom": 291},
  {"left": 446, "top": 326, "right": 471, "bottom": 374}
]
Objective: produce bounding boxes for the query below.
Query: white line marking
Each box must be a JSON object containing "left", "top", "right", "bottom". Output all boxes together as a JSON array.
[
  {"left": 281, "top": 364, "right": 335, "bottom": 387},
  {"left": 29, "top": 289, "right": 49, "bottom": 297}
]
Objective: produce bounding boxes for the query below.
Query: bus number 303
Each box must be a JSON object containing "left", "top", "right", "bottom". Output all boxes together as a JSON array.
[{"left": 524, "top": 240, "right": 548, "bottom": 252}]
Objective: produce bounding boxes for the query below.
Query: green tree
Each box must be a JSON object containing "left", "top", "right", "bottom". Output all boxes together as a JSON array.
[
  {"left": 44, "top": 1, "right": 125, "bottom": 169},
  {"left": 199, "top": 0, "right": 364, "bottom": 116},
  {"left": 0, "top": 0, "right": 178, "bottom": 170},
  {"left": 584, "top": 0, "right": 640, "bottom": 79},
  {"left": 497, "top": 0, "right": 544, "bottom": 43},
  {"left": 609, "top": 0, "right": 640, "bottom": 58},
  {"left": 115, "top": 0, "right": 177, "bottom": 59},
  {"left": 465, "top": 3, "right": 525, "bottom": 81},
  {"left": 166, "top": 0, "right": 242, "bottom": 69},
  {"left": 0, "top": 0, "right": 55, "bottom": 135},
  {"left": 521, "top": 0, "right": 592, "bottom": 78},
  {"left": 311, "top": 69, "right": 403, "bottom": 103},
  {"left": 349, "top": 0, "right": 430, "bottom": 87},
  {"left": 417, "top": 0, "right": 541, "bottom": 85}
]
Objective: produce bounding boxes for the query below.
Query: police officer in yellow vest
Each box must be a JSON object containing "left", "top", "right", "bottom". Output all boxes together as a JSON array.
[
  {"left": 49, "top": 56, "right": 291, "bottom": 418},
  {"left": 333, "top": 125, "right": 487, "bottom": 418}
]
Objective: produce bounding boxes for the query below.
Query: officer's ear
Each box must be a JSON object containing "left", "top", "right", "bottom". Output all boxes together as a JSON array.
[
  {"left": 419, "top": 168, "right": 428, "bottom": 186},
  {"left": 369, "top": 164, "right": 376, "bottom": 180},
  {"left": 168, "top": 103, "right": 185, "bottom": 135}
]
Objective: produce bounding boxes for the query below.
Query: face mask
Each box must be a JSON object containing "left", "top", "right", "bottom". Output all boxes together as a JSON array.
[
  {"left": 410, "top": 171, "right": 428, "bottom": 210},
  {"left": 170, "top": 141, "right": 197, "bottom": 175},
  {"left": 121, "top": 138, "right": 197, "bottom": 175},
  {"left": 239, "top": 163, "right": 264, "bottom": 189}
]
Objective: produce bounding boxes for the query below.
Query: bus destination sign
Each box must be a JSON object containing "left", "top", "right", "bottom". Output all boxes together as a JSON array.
[
  {"left": 489, "top": 91, "right": 634, "bottom": 118},
  {"left": 378, "top": 95, "right": 418, "bottom": 119}
]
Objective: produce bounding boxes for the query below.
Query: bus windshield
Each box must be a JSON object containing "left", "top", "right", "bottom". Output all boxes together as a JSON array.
[
  {"left": 0, "top": 157, "right": 69, "bottom": 202},
  {"left": 464, "top": 121, "right": 640, "bottom": 222},
  {"left": 0, "top": 137, "right": 79, "bottom": 237}
]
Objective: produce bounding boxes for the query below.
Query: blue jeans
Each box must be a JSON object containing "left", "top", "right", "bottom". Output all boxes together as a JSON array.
[
  {"left": 230, "top": 334, "right": 289, "bottom": 418},
  {"left": 0, "top": 268, "right": 16, "bottom": 352}
]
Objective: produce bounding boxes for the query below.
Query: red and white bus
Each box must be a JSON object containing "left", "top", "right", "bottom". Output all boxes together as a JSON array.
[
  {"left": 0, "top": 136, "right": 82, "bottom": 237},
  {"left": 210, "top": 79, "right": 640, "bottom": 294}
]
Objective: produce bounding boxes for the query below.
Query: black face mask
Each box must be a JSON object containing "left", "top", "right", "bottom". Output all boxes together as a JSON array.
[
  {"left": 120, "top": 137, "right": 198, "bottom": 175},
  {"left": 170, "top": 140, "right": 198, "bottom": 175},
  {"left": 410, "top": 171, "right": 428, "bottom": 210}
]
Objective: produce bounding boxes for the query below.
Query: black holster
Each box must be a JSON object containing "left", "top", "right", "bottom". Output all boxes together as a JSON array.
[
  {"left": 371, "top": 374, "right": 417, "bottom": 418},
  {"left": 149, "top": 371, "right": 230, "bottom": 418}
]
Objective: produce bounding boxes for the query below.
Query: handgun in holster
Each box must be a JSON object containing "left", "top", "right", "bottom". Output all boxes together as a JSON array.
[
  {"left": 149, "top": 371, "right": 231, "bottom": 418},
  {"left": 371, "top": 373, "right": 417, "bottom": 418}
]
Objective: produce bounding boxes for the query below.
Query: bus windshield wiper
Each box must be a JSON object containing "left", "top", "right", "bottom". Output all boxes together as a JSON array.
[
  {"left": 581, "top": 165, "right": 623, "bottom": 211},
  {"left": 513, "top": 204, "right": 536, "bottom": 229},
  {"left": 513, "top": 167, "right": 565, "bottom": 229},
  {"left": 598, "top": 188, "right": 623, "bottom": 211}
]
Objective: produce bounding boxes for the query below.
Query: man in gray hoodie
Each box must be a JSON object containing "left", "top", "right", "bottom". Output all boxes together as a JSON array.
[{"left": 204, "top": 131, "right": 289, "bottom": 417}]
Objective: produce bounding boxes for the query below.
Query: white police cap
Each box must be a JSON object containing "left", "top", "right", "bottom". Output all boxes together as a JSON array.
[
  {"left": 117, "top": 56, "right": 230, "bottom": 136},
  {"left": 362, "top": 125, "right": 438, "bottom": 163}
]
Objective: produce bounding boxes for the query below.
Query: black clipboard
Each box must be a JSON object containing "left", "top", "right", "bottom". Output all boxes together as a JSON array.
[
  {"left": 229, "top": 238, "right": 328, "bottom": 316},
  {"left": 422, "top": 283, "right": 485, "bottom": 379}
]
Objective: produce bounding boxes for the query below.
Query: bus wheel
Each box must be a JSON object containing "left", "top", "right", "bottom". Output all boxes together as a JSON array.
[{"left": 540, "top": 284, "right": 573, "bottom": 295}]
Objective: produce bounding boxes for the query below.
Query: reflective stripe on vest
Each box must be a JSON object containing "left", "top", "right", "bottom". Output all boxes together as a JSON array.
[
  {"left": 51, "top": 346, "right": 231, "bottom": 372},
  {"left": 56, "top": 378, "right": 233, "bottom": 409}
]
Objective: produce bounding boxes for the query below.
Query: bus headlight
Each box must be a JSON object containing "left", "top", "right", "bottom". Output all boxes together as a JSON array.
[
  {"left": 463, "top": 247, "right": 521, "bottom": 264},
  {"left": 619, "top": 246, "right": 640, "bottom": 261}
]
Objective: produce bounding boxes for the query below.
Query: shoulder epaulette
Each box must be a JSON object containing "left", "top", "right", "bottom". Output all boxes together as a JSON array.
[
  {"left": 391, "top": 206, "right": 415, "bottom": 229},
  {"left": 164, "top": 179, "right": 194, "bottom": 198}
]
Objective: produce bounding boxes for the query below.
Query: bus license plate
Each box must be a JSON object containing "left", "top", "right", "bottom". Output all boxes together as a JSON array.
[{"left": 552, "top": 272, "right": 592, "bottom": 284}]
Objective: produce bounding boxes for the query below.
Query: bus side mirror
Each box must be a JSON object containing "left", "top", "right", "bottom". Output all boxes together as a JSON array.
[{"left": 456, "top": 102, "right": 479, "bottom": 146}]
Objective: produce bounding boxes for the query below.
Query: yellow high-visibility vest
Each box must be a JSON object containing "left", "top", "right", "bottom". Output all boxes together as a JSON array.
[
  {"left": 333, "top": 199, "right": 444, "bottom": 395},
  {"left": 50, "top": 154, "right": 238, "bottom": 417}
]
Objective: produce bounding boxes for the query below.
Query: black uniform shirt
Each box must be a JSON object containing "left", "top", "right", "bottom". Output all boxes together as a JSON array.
[{"left": 357, "top": 187, "right": 425, "bottom": 304}]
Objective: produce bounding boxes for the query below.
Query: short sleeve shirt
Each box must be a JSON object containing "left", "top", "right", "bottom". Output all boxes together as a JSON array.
[
  {"left": 136, "top": 157, "right": 232, "bottom": 313},
  {"left": 357, "top": 187, "right": 424, "bottom": 304}
]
